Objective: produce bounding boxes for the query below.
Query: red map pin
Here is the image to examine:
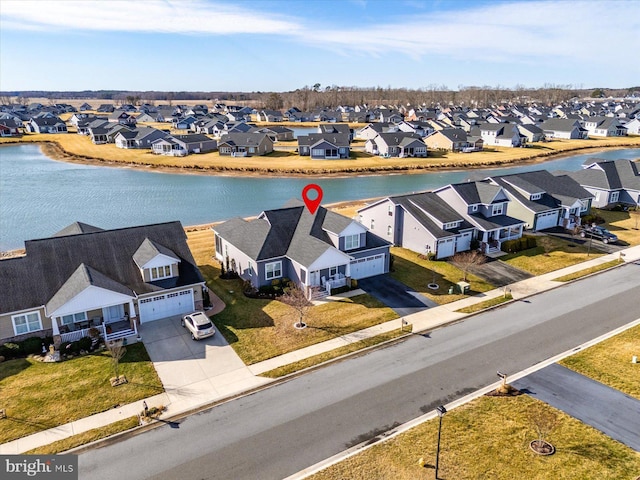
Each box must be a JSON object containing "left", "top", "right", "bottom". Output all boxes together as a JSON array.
[{"left": 302, "top": 184, "right": 323, "bottom": 215}]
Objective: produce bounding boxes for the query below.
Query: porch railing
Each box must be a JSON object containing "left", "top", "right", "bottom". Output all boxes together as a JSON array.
[{"left": 60, "top": 328, "right": 91, "bottom": 343}]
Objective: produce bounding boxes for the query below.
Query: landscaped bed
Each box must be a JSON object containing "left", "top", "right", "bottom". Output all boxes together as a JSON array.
[
  {"left": 308, "top": 394, "right": 640, "bottom": 480},
  {"left": 390, "top": 247, "right": 495, "bottom": 303},
  {"left": 0, "top": 343, "right": 163, "bottom": 444}
]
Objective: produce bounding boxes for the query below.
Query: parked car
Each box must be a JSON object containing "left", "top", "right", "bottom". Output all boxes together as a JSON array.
[
  {"left": 580, "top": 225, "right": 618, "bottom": 244},
  {"left": 181, "top": 311, "right": 215, "bottom": 340}
]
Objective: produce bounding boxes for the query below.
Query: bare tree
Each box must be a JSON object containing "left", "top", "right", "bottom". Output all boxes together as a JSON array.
[
  {"left": 450, "top": 250, "right": 486, "bottom": 282},
  {"left": 529, "top": 403, "right": 558, "bottom": 451},
  {"left": 630, "top": 207, "right": 640, "bottom": 230},
  {"left": 537, "top": 235, "right": 555, "bottom": 256},
  {"left": 107, "top": 340, "right": 127, "bottom": 385},
  {"left": 280, "top": 283, "right": 313, "bottom": 329}
]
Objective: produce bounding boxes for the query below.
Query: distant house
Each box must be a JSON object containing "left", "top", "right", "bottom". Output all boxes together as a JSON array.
[
  {"left": 26, "top": 116, "right": 68, "bottom": 134},
  {"left": 356, "top": 122, "right": 395, "bottom": 140},
  {"left": 318, "top": 123, "right": 353, "bottom": 141},
  {"left": 114, "top": 127, "right": 167, "bottom": 149},
  {"left": 517, "top": 124, "right": 545, "bottom": 143},
  {"left": 488, "top": 170, "right": 593, "bottom": 231},
  {"left": 540, "top": 119, "right": 587, "bottom": 139},
  {"left": 108, "top": 110, "right": 137, "bottom": 125},
  {"left": 583, "top": 117, "right": 627, "bottom": 137},
  {"left": 96, "top": 104, "right": 115, "bottom": 113},
  {"left": 79, "top": 102, "right": 93, "bottom": 111},
  {"left": 565, "top": 159, "right": 640, "bottom": 208},
  {"left": 255, "top": 126, "right": 294, "bottom": 142},
  {"left": 297, "top": 133, "right": 351, "bottom": 159},
  {"left": 623, "top": 118, "right": 640, "bottom": 135},
  {"left": 257, "top": 109, "right": 284, "bottom": 122},
  {"left": 474, "top": 123, "right": 524, "bottom": 147},
  {"left": 151, "top": 133, "right": 217, "bottom": 156},
  {"left": 424, "top": 128, "right": 479, "bottom": 152},
  {"left": 0, "top": 221, "right": 205, "bottom": 345},
  {"left": 0, "top": 117, "right": 22, "bottom": 136},
  {"left": 173, "top": 115, "right": 198, "bottom": 130},
  {"left": 213, "top": 201, "right": 391, "bottom": 298},
  {"left": 217, "top": 133, "right": 274, "bottom": 156},
  {"left": 434, "top": 181, "right": 525, "bottom": 254},
  {"left": 364, "top": 132, "right": 427, "bottom": 157},
  {"left": 357, "top": 192, "right": 474, "bottom": 259}
]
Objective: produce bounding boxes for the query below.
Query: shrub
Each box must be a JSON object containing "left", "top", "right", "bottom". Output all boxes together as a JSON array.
[
  {"left": 77, "top": 336, "right": 92, "bottom": 352},
  {"left": 502, "top": 235, "right": 538, "bottom": 253},
  {"left": 22, "top": 336, "right": 45, "bottom": 355},
  {"left": 0, "top": 343, "right": 21, "bottom": 360},
  {"left": 581, "top": 214, "right": 605, "bottom": 226}
]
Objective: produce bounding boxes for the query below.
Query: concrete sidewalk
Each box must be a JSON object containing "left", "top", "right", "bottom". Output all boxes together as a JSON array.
[{"left": 2, "top": 245, "right": 639, "bottom": 455}]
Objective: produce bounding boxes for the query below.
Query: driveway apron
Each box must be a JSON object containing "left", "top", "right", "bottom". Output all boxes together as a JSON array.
[
  {"left": 467, "top": 258, "right": 532, "bottom": 287},
  {"left": 357, "top": 274, "right": 437, "bottom": 316},
  {"left": 513, "top": 363, "right": 640, "bottom": 452}
]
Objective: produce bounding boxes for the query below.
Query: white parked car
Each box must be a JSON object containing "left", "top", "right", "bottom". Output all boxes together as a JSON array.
[{"left": 181, "top": 311, "right": 215, "bottom": 340}]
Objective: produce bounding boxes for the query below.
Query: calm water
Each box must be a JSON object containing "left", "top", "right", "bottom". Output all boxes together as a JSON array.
[{"left": 1, "top": 144, "right": 639, "bottom": 250}]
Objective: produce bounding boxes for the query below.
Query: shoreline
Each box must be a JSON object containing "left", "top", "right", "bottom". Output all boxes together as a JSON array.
[{"left": 1, "top": 137, "right": 639, "bottom": 179}]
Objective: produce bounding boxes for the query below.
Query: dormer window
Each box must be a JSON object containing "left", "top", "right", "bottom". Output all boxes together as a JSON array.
[
  {"left": 530, "top": 193, "right": 542, "bottom": 200},
  {"left": 344, "top": 234, "right": 360, "bottom": 250},
  {"left": 444, "top": 222, "right": 458, "bottom": 229},
  {"left": 492, "top": 204, "right": 504, "bottom": 216},
  {"left": 151, "top": 265, "right": 172, "bottom": 280}
]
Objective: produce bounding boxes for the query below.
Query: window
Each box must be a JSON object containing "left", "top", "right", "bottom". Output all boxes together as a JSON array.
[
  {"left": 150, "top": 265, "right": 172, "bottom": 280},
  {"left": 610, "top": 191, "right": 620, "bottom": 203},
  {"left": 471, "top": 205, "right": 478, "bottom": 212},
  {"left": 12, "top": 311, "right": 42, "bottom": 335},
  {"left": 265, "top": 261, "right": 282, "bottom": 280},
  {"left": 530, "top": 193, "right": 542, "bottom": 200},
  {"left": 61, "top": 312, "right": 87, "bottom": 325},
  {"left": 388, "top": 205, "right": 393, "bottom": 216},
  {"left": 580, "top": 200, "right": 589, "bottom": 212},
  {"left": 387, "top": 225, "right": 393, "bottom": 236},
  {"left": 329, "top": 266, "right": 338, "bottom": 276},
  {"left": 492, "top": 204, "right": 504, "bottom": 216},
  {"left": 444, "top": 222, "right": 458, "bottom": 229},
  {"left": 344, "top": 234, "right": 360, "bottom": 250},
  {"left": 370, "top": 219, "right": 375, "bottom": 230}
]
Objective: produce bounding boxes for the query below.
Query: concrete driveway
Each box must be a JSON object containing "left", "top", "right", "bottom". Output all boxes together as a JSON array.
[
  {"left": 513, "top": 363, "right": 640, "bottom": 451},
  {"left": 357, "top": 274, "right": 437, "bottom": 316},
  {"left": 140, "top": 316, "right": 267, "bottom": 410},
  {"left": 467, "top": 258, "right": 533, "bottom": 287}
]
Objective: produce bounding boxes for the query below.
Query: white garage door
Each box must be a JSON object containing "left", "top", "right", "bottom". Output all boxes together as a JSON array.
[
  {"left": 536, "top": 211, "right": 558, "bottom": 231},
  {"left": 456, "top": 232, "right": 472, "bottom": 252},
  {"left": 437, "top": 238, "right": 456, "bottom": 259},
  {"left": 351, "top": 254, "right": 385, "bottom": 279},
  {"left": 138, "top": 289, "right": 194, "bottom": 323}
]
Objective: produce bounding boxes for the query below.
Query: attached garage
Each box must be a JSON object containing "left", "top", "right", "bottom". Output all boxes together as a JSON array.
[
  {"left": 535, "top": 210, "right": 559, "bottom": 231},
  {"left": 138, "top": 288, "right": 194, "bottom": 323},
  {"left": 350, "top": 254, "right": 386, "bottom": 279},
  {"left": 436, "top": 238, "right": 456, "bottom": 259}
]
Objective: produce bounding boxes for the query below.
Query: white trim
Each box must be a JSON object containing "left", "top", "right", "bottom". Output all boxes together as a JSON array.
[
  {"left": 12, "top": 311, "right": 43, "bottom": 336},
  {"left": 344, "top": 234, "right": 360, "bottom": 250},
  {"left": 265, "top": 260, "right": 283, "bottom": 280}
]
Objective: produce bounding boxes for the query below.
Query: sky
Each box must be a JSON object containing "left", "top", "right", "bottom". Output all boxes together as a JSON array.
[{"left": 1, "top": 0, "right": 639, "bottom": 93}]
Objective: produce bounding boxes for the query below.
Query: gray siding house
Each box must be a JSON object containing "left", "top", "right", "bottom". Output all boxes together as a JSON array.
[
  {"left": 213, "top": 201, "right": 391, "bottom": 298},
  {"left": 565, "top": 159, "right": 640, "bottom": 208},
  {"left": 358, "top": 192, "right": 474, "bottom": 259},
  {"left": 151, "top": 133, "right": 217, "bottom": 156},
  {"left": 298, "top": 133, "right": 351, "bottom": 159},
  {"left": 217, "top": 133, "right": 274, "bottom": 156}
]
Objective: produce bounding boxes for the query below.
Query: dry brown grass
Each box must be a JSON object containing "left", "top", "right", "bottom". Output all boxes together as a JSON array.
[
  {"left": 3, "top": 132, "right": 638, "bottom": 176},
  {"left": 595, "top": 208, "right": 640, "bottom": 246},
  {"left": 310, "top": 395, "right": 640, "bottom": 480}
]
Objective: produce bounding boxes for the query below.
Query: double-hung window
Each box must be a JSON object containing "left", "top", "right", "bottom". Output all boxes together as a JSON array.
[
  {"left": 265, "top": 261, "right": 282, "bottom": 280},
  {"left": 150, "top": 265, "right": 172, "bottom": 280},
  {"left": 62, "top": 312, "right": 87, "bottom": 326},
  {"left": 344, "top": 234, "right": 360, "bottom": 250}
]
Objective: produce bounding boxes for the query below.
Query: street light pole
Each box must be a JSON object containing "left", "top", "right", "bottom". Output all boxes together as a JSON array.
[{"left": 435, "top": 405, "right": 447, "bottom": 479}]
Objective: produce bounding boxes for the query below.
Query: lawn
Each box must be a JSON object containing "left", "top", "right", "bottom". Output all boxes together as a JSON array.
[
  {"left": 592, "top": 207, "right": 640, "bottom": 246},
  {"left": 3, "top": 134, "right": 639, "bottom": 176},
  {"left": 390, "top": 247, "right": 495, "bottom": 304},
  {"left": 560, "top": 324, "right": 640, "bottom": 400},
  {"left": 0, "top": 343, "right": 163, "bottom": 444},
  {"left": 186, "top": 229, "right": 398, "bottom": 365},
  {"left": 310, "top": 395, "right": 640, "bottom": 480},
  {"left": 553, "top": 259, "right": 623, "bottom": 282},
  {"left": 501, "top": 235, "right": 604, "bottom": 275},
  {"left": 455, "top": 293, "right": 513, "bottom": 314}
]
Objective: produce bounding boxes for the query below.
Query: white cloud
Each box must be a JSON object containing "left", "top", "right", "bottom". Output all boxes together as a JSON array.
[{"left": 0, "top": 0, "right": 302, "bottom": 35}]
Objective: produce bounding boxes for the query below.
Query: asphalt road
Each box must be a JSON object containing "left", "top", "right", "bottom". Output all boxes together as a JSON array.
[{"left": 79, "top": 263, "right": 640, "bottom": 480}]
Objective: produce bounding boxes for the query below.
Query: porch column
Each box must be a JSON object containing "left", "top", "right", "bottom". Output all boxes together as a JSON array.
[
  {"left": 128, "top": 300, "right": 139, "bottom": 329},
  {"left": 345, "top": 262, "right": 351, "bottom": 278},
  {"left": 51, "top": 317, "right": 60, "bottom": 336}
]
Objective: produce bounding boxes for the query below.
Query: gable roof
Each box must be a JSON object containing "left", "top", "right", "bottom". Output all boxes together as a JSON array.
[
  {"left": 568, "top": 159, "right": 640, "bottom": 191},
  {"left": 219, "top": 132, "right": 270, "bottom": 147},
  {"left": 451, "top": 181, "right": 504, "bottom": 205},
  {"left": 54, "top": 222, "right": 104, "bottom": 237},
  {"left": 133, "top": 238, "right": 180, "bottom": 267},
  {"left": 0, "top": 222, "right": 203, "bottom": 316}
]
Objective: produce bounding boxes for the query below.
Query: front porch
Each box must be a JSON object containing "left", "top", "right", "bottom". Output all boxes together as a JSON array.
[{"left": 479, "top": 225, "right": 524, "bottom": 254}]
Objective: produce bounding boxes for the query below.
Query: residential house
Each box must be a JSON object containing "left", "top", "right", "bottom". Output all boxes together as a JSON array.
[
  {"left": 434, "top": 181, "right": 525, "bottom": 253},
  {"left": 364, "top": 132, "right": 427, "bottom": 157},
  {"left": 173, "top": 115, "right": 198, "bottom": 130},
  {"left": 0, "top": 221, "right": 205, "bottom": 345},
  {"left": 108, "top": 110, "right": 137, "bottom": 125},
  {"left": 217, "top": 132, "right": 274, "bottom": 156},
  {"left": 25, "top": 116, "right": 68, "bottom": 134},
  {"left": 0, "top": 117, "right": 22, "bottom": 136},
  {"left": 565, "top": 159, "right": 640, "bottom": 208},
  {"left": 318, "top": 123, "right": 353, "bottom": 141},
  {"left": 358, "top": 192, "right": 474, "bottom": 259},
  {"left": 540, "top": 119, "right": 588, "bottom": 139},
  {"left": 255, "top": 126, "right": 294, "bottom": 142},
  {"left": 488, "top": 170, "right": 593, "bottom": 231},
  {"left": 517, "top": 124, "right": 545, "bottom": 143},
  {"left": 474, "top": 123, "right": 524, "bottom": 147},
  {"left": 213, "top": 201, "right": 391, "bottom": 298},
  {"left": 114, "top": 127, "right": 167, "bottom": 149},
  {"left": 623, "top": 118, "right": 640, "bottom": 135},
  {"left": 257, "top": 109, "right": 284, "bottom": 122},
  {"left": 424, "top": 128, "right": 477, "bottom": 152},
  {"left": 356, "top": 122, "right": 395, "bottom": 140},
  {"left": 79, "top": 103, "right": 93, "bottom": 111},
  {"left": 583, "top": 117, "right": 628, "bottom": 137},
  {"left": 297, "top": 133, "right": 351, "bottom": 159},
  {"left": 151, "top": 133, "right": 217, "bottom": 156}
]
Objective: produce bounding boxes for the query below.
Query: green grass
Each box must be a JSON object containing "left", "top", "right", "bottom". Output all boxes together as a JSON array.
[
  {"left": 310, "top": 395, "right": 640, "bottom": 480},
  {"left": 501, "top": 236, "right": 604, "bottom": 275},
  {"left": 560, "top": 324, "right": 640, "bottom": 400},
  {"left": 24, "top": 416, "right": 140, "bottom": 454},
  {"left": 0, "top": 343, "right": 163, "bottom": 444},
  {"left": 390, "top": 247, "right": 495, "bottom": 304},
  {"left": 456, "top": 294, "right": 513, "bottom": 313},
  {"left": 186, "top": 229, "right": 398, "bottom": 365},
  {"left": 260, "top": 327, "right": 412, "bottom": 378},
  {"left": 553, "top": 259, "right": 623, "bottom": 282}
]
